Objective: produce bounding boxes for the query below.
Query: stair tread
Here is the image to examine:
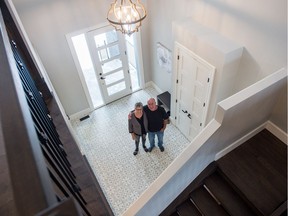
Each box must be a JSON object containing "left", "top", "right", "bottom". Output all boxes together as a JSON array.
[
  {"left": 176, "top": 200, "right": 201, "bottom": 216},
  {"left": 217, "top": 129, "right": 287, "bottom": 215},
  {"left": 249, "top": 129, "right": 287, "bottom": 176},
  {"left": 190, "top": 186, "right": 229, "bottom": 216},
  {"left": 204, "top": 171, "right": 256, "bottom": 216},
  {"left": 169, "top": 211, "right": 179, "bottom": 216}
]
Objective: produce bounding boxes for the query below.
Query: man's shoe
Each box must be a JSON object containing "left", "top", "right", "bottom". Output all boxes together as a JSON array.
[
  {"left": 148, "top": 147, "right": 154, "bottom": 152},
  {"left": 160, "top": 146, "right": 165, "bottom": 152},
  {"left": 133, "top": 149, "right": 138, "bottom": 155}
]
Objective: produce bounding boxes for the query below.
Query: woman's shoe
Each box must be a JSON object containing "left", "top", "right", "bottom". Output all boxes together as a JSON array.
[
  {"left": 133, "top": 149, "right": 138, "bottom": 155},
  {"left": 143, "top": 146, "right": 148, "bottom": 152}
]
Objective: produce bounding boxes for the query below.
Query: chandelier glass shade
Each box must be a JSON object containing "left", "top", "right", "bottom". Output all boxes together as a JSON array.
[{"left": 107, "top": 0, "right": 147, "bottom": 36}]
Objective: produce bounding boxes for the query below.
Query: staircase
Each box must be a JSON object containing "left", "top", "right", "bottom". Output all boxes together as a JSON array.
[{"left": 161, "top": 129, "right": 287, "bottom": 216}]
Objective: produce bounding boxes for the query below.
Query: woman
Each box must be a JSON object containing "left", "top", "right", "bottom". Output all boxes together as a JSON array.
[{"left": 128, "top": 102, "right": 149, "bottom": 155}]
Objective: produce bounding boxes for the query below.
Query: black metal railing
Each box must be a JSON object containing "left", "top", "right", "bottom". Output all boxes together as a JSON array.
[{"left": 0, "top": 7, "right": 90, "bottom": 216}]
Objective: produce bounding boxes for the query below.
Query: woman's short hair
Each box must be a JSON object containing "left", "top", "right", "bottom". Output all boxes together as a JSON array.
[{"left": 134, "top": 102, "right": 143, "bottom": 109}]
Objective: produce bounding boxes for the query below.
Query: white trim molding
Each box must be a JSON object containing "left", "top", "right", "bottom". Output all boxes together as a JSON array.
[
  {"left": 145, "top": 81, "right": 163, "bottom": 93},
  {"left": 266, "top": 121, "right": 288, "bottom": 144},
  {"left": 69, "top": 108, "right": 93, "bottom": 121},
  {"left": 215, "top": 120, "right": 288, "bottom": 160},
  {"left": 215, "top": 123, "right": 267, "bottom": 160}
]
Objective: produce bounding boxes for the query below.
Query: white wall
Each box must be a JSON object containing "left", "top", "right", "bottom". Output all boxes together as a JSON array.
[
  {"left": 145, "top": 0, "right": 174, "bottom": 92},
  {"left": 147, "top": 0, "right": 287, "bottom": 90},
  {"left": 270, "top": 85, "right": 287, "bottom": 131},
  {"left": 146, "top": 0, "right": 287, "bottom": 130},
  {"left": 11, "top": 0, "right": 107, "bottom": 115},
  {"left": 171, "top": 21, "right": 244, "bottom": 125},
  {"left": 10, "top": 0, "right": 150, "bottom": 116},
  {"left": 11, "top": 0, "right": 287, "bottom": 129}
]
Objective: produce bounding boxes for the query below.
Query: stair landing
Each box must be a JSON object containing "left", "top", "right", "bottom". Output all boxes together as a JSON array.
[
  {"left": 160, "top": 129, "right": 287, "bottom": 216},
  {"left": 217, "top": 129, "right": 287, "bottom": 215}
]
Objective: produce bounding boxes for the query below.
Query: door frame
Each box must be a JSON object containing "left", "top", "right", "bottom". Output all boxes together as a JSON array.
[
  {"left": 66, "top": 22, "right": 145, "bottom": 110},
  {"left": 86, "top": 25, "right": 132, "bottom": 104},
  {"left": 171, "top": 42, "right": 215, "bottom": 139}
]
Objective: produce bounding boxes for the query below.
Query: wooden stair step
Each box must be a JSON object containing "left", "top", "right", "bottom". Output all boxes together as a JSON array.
[
  {"left": 169, "top": 211, "right": 180, "bottom": 216},
  {"left": 176, "top": 200, "right": 201, "bottom": 216},
  {"left": 280, "top": 209, "right": 287, "bottom": 216},
  {"left": 190, "top": 186, "right": 229, "bottom": 216},
  {"left": 217, "top": 153, "right": 285, "bottom": 215},
  {"left": 246, "top": 129, "right": 287, "bottom": 177},
  {"left": 217, "top": 130, "right": 287, "bottom": 215},
  {"left": 204, "top": 171, "right": 256, "bottom": 216}
]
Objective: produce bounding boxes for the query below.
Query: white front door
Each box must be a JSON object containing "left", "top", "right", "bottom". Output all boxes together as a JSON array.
[
  {"left": 87, "top": 26, "right": 132, "bottom": 104},
  {"left": 175, "top": 43, "right": 215, "bottom": 141}
]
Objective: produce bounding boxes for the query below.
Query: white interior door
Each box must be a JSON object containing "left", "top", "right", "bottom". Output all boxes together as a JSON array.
[
  {"left": 87, "top": 26, "right": 132, "bottom": 104},
  {"left": 175, "top": 43, "right": 215, "bottom": 141}
]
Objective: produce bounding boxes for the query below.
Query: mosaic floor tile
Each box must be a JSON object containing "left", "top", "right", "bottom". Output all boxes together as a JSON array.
[{"left": 71, "top": 87, "right": 190, "bottom": 216}]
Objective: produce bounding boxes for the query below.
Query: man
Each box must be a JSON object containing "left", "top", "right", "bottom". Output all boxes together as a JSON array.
[{"left": 143, "top": 98, "right": 169, "bottom": 152}]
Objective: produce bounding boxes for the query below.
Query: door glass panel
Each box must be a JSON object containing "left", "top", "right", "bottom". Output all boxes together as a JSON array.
[
  {"left": 71, "top": 34, "right": 104, "bottom": 108},
  {"left": 98, "top": 44, "right": 120, "bottom": 61},
  {"left": 94, "top": 30, "right": 118, "bottom": 47},
  {"left": 107, "top": 81, "right": 126, "bottom": 96},
  {"left": 98, "top": 49, "right": 108, "bottom": 62},
  {"left": 105, "top": 70, "right": 124, "bottom": 85},
  {"left": 125, "top": 34, "right": 140, "bottom": 91},
  {"left": 101, "top": 58, "right": 122, "bottom": 74},
  {"left": 70, "top": 24, "right": 145, "bottom": 107}
]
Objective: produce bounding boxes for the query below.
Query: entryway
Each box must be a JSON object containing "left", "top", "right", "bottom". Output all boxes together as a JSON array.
[
  {"left": 67, "top": 24, "right": 144, "bottom": 109},
  {"left": 70, "top": 86, "right": 190, "bottom": 216}
]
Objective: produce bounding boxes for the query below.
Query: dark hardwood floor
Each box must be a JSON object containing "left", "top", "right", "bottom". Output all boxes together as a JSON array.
[
  {"left": 161, "top": 129, "right": 287, "bottom": 216},
  {"left": 47, "top": 97, "right": 114, "bottom": 216},
  {"left": 217, "top": 129, "right": 287, "bottom": 216}
]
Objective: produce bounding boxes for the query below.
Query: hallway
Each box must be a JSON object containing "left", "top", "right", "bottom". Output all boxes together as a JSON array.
[{"left": 71, "top": 86, "right": 190, "bottom": 215}]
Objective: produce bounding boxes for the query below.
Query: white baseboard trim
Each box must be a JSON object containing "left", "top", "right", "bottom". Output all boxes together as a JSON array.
[
  {"left": 266, "top": 121, "right": 288, "bottom": 144},
  {"left": 69, "top": 82, "right": 162, "bottom": 121},
  {"left": 215, "top": 121, "right": 288, "bottom": 160},
  {"left": 145, "top": 81, "right": 163, "bottom": 94},
  {"left": 69, "top": 108, "right": 93, "bottom": 121},
  {"left": 215, "top": 123, "right": 267, "bottom": 160}
]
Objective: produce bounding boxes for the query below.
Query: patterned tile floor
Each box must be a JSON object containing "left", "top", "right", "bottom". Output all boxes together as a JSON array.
[{"left": 70, "top": 86, "right": 190, "bottom": 216}]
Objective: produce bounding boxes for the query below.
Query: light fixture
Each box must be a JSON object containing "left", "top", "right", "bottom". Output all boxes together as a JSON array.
[{"left": 107, "top": 0, "right": 147, "bottom": 36}]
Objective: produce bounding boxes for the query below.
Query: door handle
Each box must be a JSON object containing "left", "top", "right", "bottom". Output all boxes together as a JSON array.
[
  {"left": 182, "top": 110, "right": 188, "bottom": 113},
  {"left": 187, "top": 113, "right": 191, "bottom": 119},
  {"left": 100, "top": 77, "right": 106, "bottom": 80}
]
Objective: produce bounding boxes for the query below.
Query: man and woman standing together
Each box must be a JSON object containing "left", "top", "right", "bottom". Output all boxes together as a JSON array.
[{"left": 128, "top": 98, "right": 169, "bottom": 155}]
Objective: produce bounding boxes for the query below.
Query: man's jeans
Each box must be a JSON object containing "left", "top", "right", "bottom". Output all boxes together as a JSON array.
[{"left": 148, "top": 131, "right": 164, "bottom": 148}]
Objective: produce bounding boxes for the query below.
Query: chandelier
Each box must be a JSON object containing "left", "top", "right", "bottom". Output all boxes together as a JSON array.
[{"left": 107, "top": 0, "right": 147, "bottom": 36}]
